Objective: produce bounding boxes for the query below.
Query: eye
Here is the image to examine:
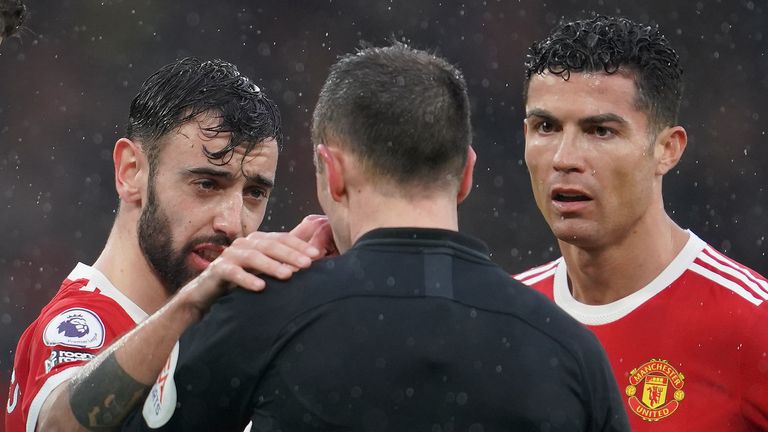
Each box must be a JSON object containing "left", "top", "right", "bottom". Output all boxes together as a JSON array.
[
  {"left": 245, "top": 188, "right": 268, "bottom": 201},
  {"left": 537, "top": 121, "right": 556, "bottom": 134},
  {"left": 592, "top": 126, "right": 615, "bottom": 138},
  {"left": 194, "top": 179, "right": 218, "bottom": 191}
]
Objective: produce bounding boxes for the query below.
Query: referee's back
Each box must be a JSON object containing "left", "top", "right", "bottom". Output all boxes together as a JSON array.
[{"left": 151, "top": 228, "right": 628, "bottom": 432}]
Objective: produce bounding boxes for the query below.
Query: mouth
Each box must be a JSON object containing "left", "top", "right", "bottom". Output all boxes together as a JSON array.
[
  {"left": 190, "top": 245, "right": 225, "bottom": 266},
  {"left": 550, "top": 187, "right": 593, "bottom": 213},
  {"left": 552, "top": 192, "right": 592, "bottom": 203}
]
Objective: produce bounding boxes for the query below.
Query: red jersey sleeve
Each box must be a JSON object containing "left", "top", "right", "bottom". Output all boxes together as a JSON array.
[
  {"left": 740, "top": 301, "right": 768, "bottom": 429},
  {"left": 5, "top": 286, "right": 136, "bottom": 432}
]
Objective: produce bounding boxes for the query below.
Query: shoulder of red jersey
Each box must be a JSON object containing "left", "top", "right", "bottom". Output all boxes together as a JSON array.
[
  {"left": 6, "top": 263, "right": 148, "bottom": 432},
  {"left": 33, "top": 263, "right": 149, "bottom": 351},
  {"left": 513, "top": 258, "right": 561, "bottom": 286},
  {"left": 689, "top": 243, "right": 768, "bottom": 307},
  {"left": 56, "top": 262, "right": 148, "bottom": 323}
]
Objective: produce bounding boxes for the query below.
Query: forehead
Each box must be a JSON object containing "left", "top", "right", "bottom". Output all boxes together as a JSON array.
[
  {"left": 526, "top": 71, "right": 643, "bottom": 119},
  {"left": 157, "top": 118, "right": 279, "bottom": 178}
]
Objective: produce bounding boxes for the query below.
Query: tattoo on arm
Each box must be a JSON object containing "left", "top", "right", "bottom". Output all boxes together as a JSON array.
[{"left": 69, "top": 352, "right": 150, "bottom": 431}]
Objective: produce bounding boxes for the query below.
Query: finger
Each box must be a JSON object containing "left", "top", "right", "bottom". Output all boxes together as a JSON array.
[
  {"left": 308, "top": 221, "right": 337, "bottom": 257},
  {"left": 226, "top": 266, "right": 267, "bottom": 292},
  {"left": 193, "top": 260, "right": 266, "bottom": 295},
  {"left": 289, "top": 214, "right": 329, "bottom": 246},
  {"left": 254, "top": 235, "right": 317, "bottom": 267},
  {"left": 224, "top": 247, "right": 296, "bottom": 279},
  {"left": 247, "top": 231, "right": 321, "bottom": 259}
]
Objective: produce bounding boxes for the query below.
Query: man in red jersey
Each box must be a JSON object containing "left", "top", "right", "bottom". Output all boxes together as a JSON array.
[
  {"left": 515, "top": 14, "right": 768, "bottom": 431},
  {"left": 5, "top": 57, "right": 333, "bottom": 432}
]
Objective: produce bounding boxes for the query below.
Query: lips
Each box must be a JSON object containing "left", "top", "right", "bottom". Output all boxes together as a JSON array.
[
  {"left": 551, "top": 186, "right": 592, "bottom": 202},
  {"left": 553, "top": 192, "right": 591, "bottom": 202},
  {"left": 550, "top": 186, "right": 593, "bottom": 213},
  {"left": 190, "top": 244, "right": 225, "bottom": 268}
]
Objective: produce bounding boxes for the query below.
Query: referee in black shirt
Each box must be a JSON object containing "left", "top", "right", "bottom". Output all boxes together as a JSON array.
[{"left": 123, "top": 43, "right": 629, "bottom": 432}]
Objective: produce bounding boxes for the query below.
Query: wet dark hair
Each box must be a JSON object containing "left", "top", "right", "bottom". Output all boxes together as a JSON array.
[
  {"left": 524, "top": 14, "right": 683, "bottom": 132},
  {"left": 126, "top": 57, "right": 282, "bottom": 173},
  {"left": 312, "top": 42, "right": 471, "bottom": 189},
  {"left": 0, "top": 0, "right": 27, "bottom": 39}
]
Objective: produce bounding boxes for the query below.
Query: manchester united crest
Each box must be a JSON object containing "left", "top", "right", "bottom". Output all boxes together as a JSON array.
[{"left": 625, "top": 359, "right": 685, "bottom": 421}]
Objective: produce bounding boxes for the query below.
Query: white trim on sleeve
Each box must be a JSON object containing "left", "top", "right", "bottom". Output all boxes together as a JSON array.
[{"left": 25, "top": 366, "right": 81, "bottom": 432}]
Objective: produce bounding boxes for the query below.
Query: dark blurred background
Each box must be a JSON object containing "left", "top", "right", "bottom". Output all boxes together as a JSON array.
[{"left": 1, "top": 0, "right": 766, "bottom": 425}]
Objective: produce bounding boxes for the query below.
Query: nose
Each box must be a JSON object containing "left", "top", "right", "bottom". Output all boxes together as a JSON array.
[
  {"left": 552, "top": 129, "right": 586, "bottom": 173},
  {"left": 212, "top": 193, "right": 244, "bottom": 241}
]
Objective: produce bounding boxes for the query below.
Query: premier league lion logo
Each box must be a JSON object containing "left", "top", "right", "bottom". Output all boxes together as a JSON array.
[
  {"left": 56, "top": 314, "right": 90, "bottom": 337},
  {"left": 44, "top": 308, "right": 105, "bottom": 348}
]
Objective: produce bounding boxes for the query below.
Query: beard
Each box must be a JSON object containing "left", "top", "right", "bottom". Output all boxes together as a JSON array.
[{"left": 137, "top": 178, "right": 231, "bottom": 296}]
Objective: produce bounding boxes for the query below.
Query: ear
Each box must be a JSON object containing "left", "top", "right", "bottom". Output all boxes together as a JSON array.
[
  {"left": 113, "top": 138, "right": 148, "bottom": 205},
  {"left": 654, "top": 126, "right": 688, "bottom": 176},
  {"left": 316, "top": 144, "right": 346, "bottom": 202},
  {"left": 457, "top": 146, "right": 477, "bottom": 204}
]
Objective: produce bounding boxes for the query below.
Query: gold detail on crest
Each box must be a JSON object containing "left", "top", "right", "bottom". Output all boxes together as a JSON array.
[
  {"left": 625, "top": 385, "right": 636, "bottom": 397},
  {"left": 625, "top": 358, "right": 685, "bottom": 422}
]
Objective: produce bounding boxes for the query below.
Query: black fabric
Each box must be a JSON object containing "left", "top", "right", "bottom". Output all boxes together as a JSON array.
[{"left": 123, "top": 228, "right": 629, "bottom": 431}]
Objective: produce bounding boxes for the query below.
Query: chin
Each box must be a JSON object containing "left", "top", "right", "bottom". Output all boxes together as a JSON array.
[{"left": 549, "top": 221, "right": 599, "bottom": 249}]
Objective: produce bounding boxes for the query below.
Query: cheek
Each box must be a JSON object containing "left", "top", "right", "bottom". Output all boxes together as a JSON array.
[
  {"left": 607, "top": 163, "right": 654, "bottom": 208},
  {"left": 524, "top": 149, "right": 549, "bottom": 193},
  {"left": 242, "top": 204, "right": 269, "bottom": 234}
]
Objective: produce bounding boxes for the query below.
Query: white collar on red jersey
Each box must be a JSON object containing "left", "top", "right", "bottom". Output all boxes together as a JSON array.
[
  {"left": 552, "top": 230, "right": 705, "bottom": 325},
  {"left": 68, "top": 262, "right": 149, "bottom": 324}
]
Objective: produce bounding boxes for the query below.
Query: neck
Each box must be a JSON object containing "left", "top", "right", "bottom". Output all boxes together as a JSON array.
[
  {"left": 560, "top": 212, "right": 689, "bottom": 305},
  {"left": 345, "top": 188, "right": 459, "bottom": 250},
  {"left": 92, "top": 210, "right": 169, "bottom": 314}
]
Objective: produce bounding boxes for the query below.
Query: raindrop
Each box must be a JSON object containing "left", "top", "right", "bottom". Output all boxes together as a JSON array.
[
  {"left": 186, "top": 12, "right": 200, "bottom": 27},
  {"left": 469, "top": 424, "right": 485, "bottom": 432},
  {"left": 350, "top": 386, "right": 363, "bottom": 398}
]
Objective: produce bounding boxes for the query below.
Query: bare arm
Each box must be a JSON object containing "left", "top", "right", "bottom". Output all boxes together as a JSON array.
[{"left": 35, "top": 216, "right": 334, "bottom": 431}]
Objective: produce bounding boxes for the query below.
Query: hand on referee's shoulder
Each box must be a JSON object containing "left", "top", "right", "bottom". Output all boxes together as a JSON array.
[{"left": 176, "top": 215, "right": 333, "bottom": 318}]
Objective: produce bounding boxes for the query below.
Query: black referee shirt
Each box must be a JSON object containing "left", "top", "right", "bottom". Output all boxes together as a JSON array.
[{"left": 123, "top": 228, "right": 629, "bottom": 431}]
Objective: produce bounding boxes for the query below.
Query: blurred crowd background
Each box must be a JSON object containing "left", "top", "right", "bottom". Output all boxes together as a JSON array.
[{"left": 1, "top": 0, "right": 766, "bottom": 424}]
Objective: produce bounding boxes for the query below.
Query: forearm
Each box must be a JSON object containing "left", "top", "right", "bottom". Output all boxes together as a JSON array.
[{"left": 37, "top": 295, "right": 202, "bottom": 431}]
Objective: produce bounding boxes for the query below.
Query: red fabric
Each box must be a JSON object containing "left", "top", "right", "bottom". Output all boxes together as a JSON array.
[
  {"left": 5, "top": 275, "right": 136, "bottom": 432},
  {"left": 516, "top": 249, "right": 768, "bottom": 431}
]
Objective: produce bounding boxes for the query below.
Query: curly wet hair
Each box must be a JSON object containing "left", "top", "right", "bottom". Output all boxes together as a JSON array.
[
  {"left": 127, "top": 57, "right": 282, "bottom": 173},
  {"left": 524, "top": 14, "right": 683, "bottom": 132},
  {"left": 0, "top": 0, "right": 27, "bottom": 40}
]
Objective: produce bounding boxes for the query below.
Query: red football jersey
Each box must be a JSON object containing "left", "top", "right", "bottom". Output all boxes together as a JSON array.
[
  {"left": 5, "top": 263, "right": 147, "bottom": 432},
  {"left": 515, "top": 232, "right": 768, "bottom": 431}
]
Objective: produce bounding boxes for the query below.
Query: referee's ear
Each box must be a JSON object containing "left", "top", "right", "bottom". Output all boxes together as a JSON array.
[
  {"left": 316, "top": 144, "right": 346, "bottom": 203},
  {"left": 457, "top": 146, "right": 476, "bottom": 204}
]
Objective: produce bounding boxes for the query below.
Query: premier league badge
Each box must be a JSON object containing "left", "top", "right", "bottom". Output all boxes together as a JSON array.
[{"left": 43, "top": 308, "right": 105, "bottom": 349}]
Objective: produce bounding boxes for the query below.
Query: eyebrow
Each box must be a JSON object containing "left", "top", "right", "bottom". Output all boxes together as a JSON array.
[
  {"left": 578, "top": 113, "right": 628, "bottom": 127},
  {"left": 185, "top": 167, "right": 275, "bottom": 189},
  {"left": 526, "top": 108, "right": 628, "bottom": 127},
  {"left": 525, "top": 108, "right": 555, "bottom": 120}
]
